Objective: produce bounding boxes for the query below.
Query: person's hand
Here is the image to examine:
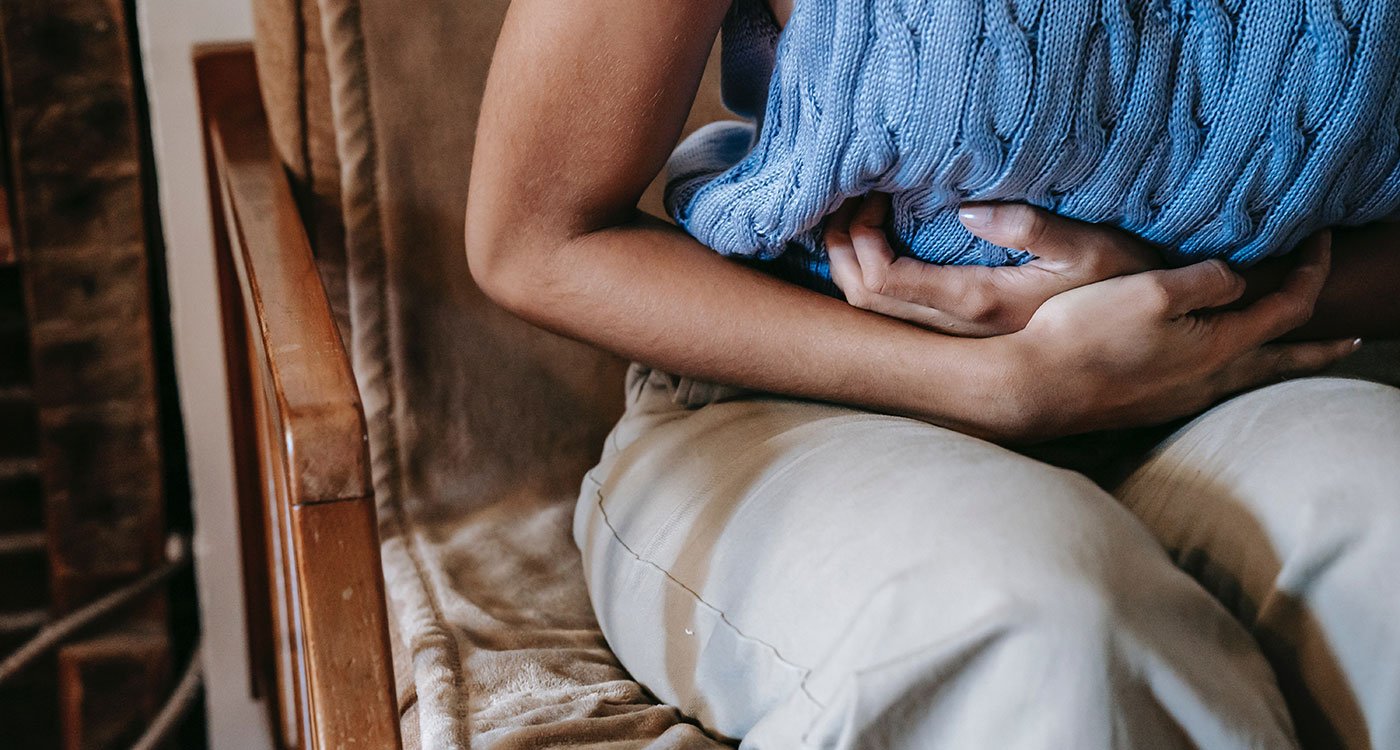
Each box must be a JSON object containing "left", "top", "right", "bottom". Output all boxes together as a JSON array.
[
  {"left": 825, "top": 194, "right": 1158, "bottom": 337},
  {"left": 1000, "top": 232, "right": 1360, "bottom": 440}
]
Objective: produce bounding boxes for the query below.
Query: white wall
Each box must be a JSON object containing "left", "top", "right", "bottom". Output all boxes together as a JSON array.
[{"left": 134, "top": 4, "right": 274, "bottom": 749}]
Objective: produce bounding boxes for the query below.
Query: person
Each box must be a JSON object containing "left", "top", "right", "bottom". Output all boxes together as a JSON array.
[{"left": 465, "top": 1, "right": 1400, "bottom": 747}]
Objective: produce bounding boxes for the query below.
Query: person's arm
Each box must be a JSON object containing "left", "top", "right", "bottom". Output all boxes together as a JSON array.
[
  {"left": 466, "top": 0, "right": 1025, "bottom": 438},
  {"left": 465, "top": 0, "right": 1355, "bottom": 443},
  {"left": 1253, "top": 222, "right": 1400, "bottom": 340}
]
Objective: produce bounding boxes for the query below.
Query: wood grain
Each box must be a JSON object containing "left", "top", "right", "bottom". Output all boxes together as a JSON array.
[
  {"left": 0, "top": 186, "right": 14, "bottom": 265},
  {"left": 197, "top": 44, "right": 400, "bottom": 750}
]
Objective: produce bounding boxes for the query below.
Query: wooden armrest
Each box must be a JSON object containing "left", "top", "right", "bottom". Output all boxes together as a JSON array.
[
  {"left": 202, "top": 53, "right": 367, "bottom": 506},
  {"left": 195, "top": 44, "right": 400, "bottom": 750}
]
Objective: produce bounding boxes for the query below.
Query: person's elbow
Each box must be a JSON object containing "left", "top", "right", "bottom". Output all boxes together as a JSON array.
[{"left": 464, "top": 196, "right": 551, "bottom": 319}]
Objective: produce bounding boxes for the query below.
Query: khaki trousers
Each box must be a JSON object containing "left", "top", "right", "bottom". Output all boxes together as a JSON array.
[{"left": 575, "top": 365, "right": 1400, "bottom": 749}]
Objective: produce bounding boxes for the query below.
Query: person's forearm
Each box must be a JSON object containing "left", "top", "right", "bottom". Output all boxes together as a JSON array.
[
  {"left": 474, "top": 213, "right": 1028, "bottom": 440},
  {"left": 1248, "top": 222, "right": 1400, "bottom": 340},
  {"left": 1308, "top": 222, "right": 1400, "bottom": 339},
  {"left": 466, "top": 1, "right": 1030, "bottom": 441}
]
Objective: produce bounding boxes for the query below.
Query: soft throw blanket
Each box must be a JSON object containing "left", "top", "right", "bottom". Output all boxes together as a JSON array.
[{"left": 667, "top": 0, "right": 1400, "bottom": 291}]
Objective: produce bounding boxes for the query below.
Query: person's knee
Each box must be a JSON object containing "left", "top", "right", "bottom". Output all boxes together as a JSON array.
[
  {"left": 854, "top": 495, "right": 1158, "bottom": 673},
  {"left": 987, "top": 544, "right": 1142, "bottom": 658},
  {"left": 1233, "top": 376, "right": 1400, "bottom": 453},
  {"left": 1120, "top": 377, "right": 1400, "bottom": 625},
  {"left": 786, "top": 466, "right": 1289, "bottom": 748},
  {"left": 796, "top": 534, "right": 1202, "bottom": 749},
  {"left": 1248, "top": 380, "right": 1400, "bottom": 510},
  {"left": 1130, "top": 378, "right": 1400, "bottom": 510},
  {"left": 957, "top": 469, "right": 1161, "bottom": 640}
]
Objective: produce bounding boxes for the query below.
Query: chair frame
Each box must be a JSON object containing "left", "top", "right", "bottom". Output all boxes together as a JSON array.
[{"left": 196, "top": 44, "right": 401, "bottom": 750}]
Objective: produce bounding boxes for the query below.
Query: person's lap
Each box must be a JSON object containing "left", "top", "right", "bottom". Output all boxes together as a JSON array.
[{"left": 574, "top": 365, "right": 1400, "bottom": 749}]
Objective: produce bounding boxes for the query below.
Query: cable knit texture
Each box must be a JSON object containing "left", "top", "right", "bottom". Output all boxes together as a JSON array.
[{"left": 667, "top": 0, "right": 1400, "bottom": 292}]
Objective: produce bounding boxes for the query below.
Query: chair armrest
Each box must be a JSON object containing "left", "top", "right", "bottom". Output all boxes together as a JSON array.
[
  {"left": 195, "top": 44, "right": 401, "bottom": 750},
  {"left": 203, "top": 51, "right": 367, "bottom": 506}
]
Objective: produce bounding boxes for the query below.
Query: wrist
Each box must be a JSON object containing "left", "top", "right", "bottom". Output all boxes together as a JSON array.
[
  {"left": 906, "top": 333, "right": 1049, "bottom": 443},
  {"left": 985, "top": 333, "right": 1058, "bottom": 442},
  {"left": 982, "top": 330, "right": 1105, "bottom": 443}
]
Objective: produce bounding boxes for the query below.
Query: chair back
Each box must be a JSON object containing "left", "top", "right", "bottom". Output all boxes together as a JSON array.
[{"left": 251, "top": 0, "right": 728, "bottom": 510}]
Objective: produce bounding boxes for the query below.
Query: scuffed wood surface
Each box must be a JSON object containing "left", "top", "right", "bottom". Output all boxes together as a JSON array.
[{"left": 198, "top": 44, "right": 400, "bottom": 750}]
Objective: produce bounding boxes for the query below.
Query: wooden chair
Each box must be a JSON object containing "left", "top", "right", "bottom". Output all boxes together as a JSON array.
[
  {"left": 196, "top": 0, "right": 729, "bottom": 738},
  {"left": 197, "top": 46, "right": 400, "bottom": 749}
]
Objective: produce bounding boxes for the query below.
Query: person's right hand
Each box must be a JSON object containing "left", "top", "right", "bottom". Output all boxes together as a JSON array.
[{"left": 1000, "top": 232, "right": 1361, "bottom": 441}]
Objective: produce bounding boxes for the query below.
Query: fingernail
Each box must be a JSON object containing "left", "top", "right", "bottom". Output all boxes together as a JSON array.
[
  {"left": 1352, "top": 338, "right": 1364, "bottom": 350},
  {"left": 959, "top": 204, "right": 995, "bottom": 229}
]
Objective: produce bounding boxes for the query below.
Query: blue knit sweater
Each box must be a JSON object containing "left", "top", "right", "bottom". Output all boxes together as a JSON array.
[{"left": 666, "top": 0, "right": 1400, "bottom": 293}]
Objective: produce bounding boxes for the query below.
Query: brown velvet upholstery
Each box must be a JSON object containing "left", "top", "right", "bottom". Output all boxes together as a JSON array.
[{"left": 251, "top": 0, "right": 733, "bottom": 746}]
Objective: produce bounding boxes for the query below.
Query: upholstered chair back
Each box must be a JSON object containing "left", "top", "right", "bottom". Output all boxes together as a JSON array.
[{"left": 249, "top": 1, "right": 731, "bottom": 746}]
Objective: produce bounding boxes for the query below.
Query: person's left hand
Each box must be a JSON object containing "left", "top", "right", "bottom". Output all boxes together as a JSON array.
[{"left": 825, "top": 193, "right": 1160, "bottom": 337}]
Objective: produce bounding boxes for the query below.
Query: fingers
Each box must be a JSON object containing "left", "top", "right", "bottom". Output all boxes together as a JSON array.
[
  {"left": 959, "top": 204, "right": 1069, "bottom": 260},
  {"left": 828, "top": 196, "right": 1160, "bottom": 336},
  {"left": 827, "top": 230, "right": 985, "bottom": 333},
  {"left": 1136, "top": 259, "right": 1247, "bottom": 317},
  {"left": 879, "top": 257, "right": 985, "bottom": 311},
  {"left": 827, "top": 221, "right": 868, "bottom": 303},
  {"left": 828, "top": 195, "right": 931, "bottom": 311},
  {"left": 959, "top": 202, "right": 1158, "bottom": 280},
  {"left": 834, "top": 194, "right": 1050, "bottom": 307},
  {"left": 859, "top": 290, "right": 988, "bottom": 335},
  {"left": 1213, "top": 232, "right": 1332, "bottom": 345},
  {"left": 829, "top": 192, "right": 954, "bottom": 308},
  {"left": 1216, "top": 338, "right": 1362, "bottom": 395},
  {"left": 824, "top": 197, "right": 860, "bottom": 247},
  {"left": 825, "top": 197, "right": 865, "bottom": 293},
  {"left": 826, "top": 198, "right": 1024, "bottom": 335},
  {"left": 848, "top": 193, "right": 899, "bottom": 292}
]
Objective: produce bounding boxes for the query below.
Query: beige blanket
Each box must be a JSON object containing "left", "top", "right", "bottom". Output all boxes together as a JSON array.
[{"left": 311, "top": 0, "right": 734, "bottom": 746}]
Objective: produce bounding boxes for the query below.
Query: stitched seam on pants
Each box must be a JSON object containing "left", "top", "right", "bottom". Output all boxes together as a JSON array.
[{"left": 587, "top": 479, "right": 825, "bottom": 710}]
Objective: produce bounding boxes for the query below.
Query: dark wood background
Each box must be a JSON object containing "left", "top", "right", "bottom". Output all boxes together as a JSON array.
[{"left": 0, "top": 0, "right": 198, "bottom": 747}]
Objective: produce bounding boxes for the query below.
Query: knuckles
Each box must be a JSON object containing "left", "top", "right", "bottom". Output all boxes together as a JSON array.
[
  {"left": 1125, "top": 275, "right": 1176, "bottom": 317},
  {"left": 944, "top": 279, "right": 1004, "bottom": 328},
  {"left": 1082, "top": 235, "right": 1148, "bottom": 279},
  {"left": 1078, "top": 244, "right": 1120, "bottom": 280},
  {"left": 1204, "top": 259, "right": 1247, "bottom": 302},
  {"left": 841, "top": 284, "right": 875, "bottom": 311}
]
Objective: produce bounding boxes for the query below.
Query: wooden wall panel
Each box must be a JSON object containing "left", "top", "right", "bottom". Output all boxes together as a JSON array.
[
  {"left": 0, "top": 185, "right": 13, "bottom": 265},
  {"left": 58, "top": 635, "right": 170, "bottom": 750},
  {"left": 0, "top": 0, "right": 170, "bottom": 746},
  {"left": 0, "top": 262, "right": 51, "bottom": 745}
]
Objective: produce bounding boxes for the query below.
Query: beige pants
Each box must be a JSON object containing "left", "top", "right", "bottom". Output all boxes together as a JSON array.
[{"left": 574, "top": 366, "right": 1400, "bottom": 749}]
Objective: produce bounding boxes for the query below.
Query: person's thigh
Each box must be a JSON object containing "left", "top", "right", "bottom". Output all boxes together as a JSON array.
[
  {"left": 1117, "top": 377, "right": 1400, "bottom": 750},
  {"left": 576, "top": 366, "right": 1296, "bottom": 749}
]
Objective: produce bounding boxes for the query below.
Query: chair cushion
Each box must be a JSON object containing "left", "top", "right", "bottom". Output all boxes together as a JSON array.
[{"left": 255, "top": 0, "right": 735, "bottom": 745}]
